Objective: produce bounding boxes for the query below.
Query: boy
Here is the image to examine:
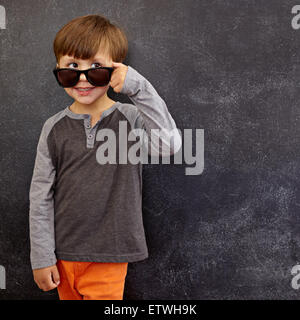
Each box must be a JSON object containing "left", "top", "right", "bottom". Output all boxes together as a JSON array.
[{"left": 29, "top": 14, "right": 182, "bottom": 300}]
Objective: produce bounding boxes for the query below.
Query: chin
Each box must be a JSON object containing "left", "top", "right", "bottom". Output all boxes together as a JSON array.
[
  {"left": 66, "top": 87, "right": 109, "bottom": 103},
  {"left": 76, "top": 98, "right": 98, "bottom": 105}
]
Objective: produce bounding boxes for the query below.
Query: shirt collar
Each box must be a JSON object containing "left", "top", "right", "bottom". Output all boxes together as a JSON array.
[{"left": 64, "top": 101, "right": 120, "bottom": 119}]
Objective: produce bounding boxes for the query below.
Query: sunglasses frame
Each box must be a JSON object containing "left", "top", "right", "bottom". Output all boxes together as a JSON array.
[{"left": 53, "top": 66, "right": 114, "bottom": 88}]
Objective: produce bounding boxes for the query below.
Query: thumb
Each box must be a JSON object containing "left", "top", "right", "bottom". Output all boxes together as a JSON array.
[
  {"left": 111, "top": 61, "right": 122, "bottom": 67},
  {"left": 51, "top": 266, "right": 60, "bottom": 286}
]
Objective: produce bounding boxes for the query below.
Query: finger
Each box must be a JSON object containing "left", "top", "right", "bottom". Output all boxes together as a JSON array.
[
  {"left": 41, "top": 279, "right": 57, "bottom": 291},
  {"left": 109, "top": 78, "right": 114, "bottom": 86},
  {"left": 42, "top": 270, "right": 58, "bottom": 291},
  {"left": 110, "top": 69, "right": 120, "bottom": 81},
  {"left": 111, "top": 61, "right": 123, "bottom": 67},
  {"left": 113, "top": 84, "right": 122, "bottom": 93},
  {"left": 109, "top": 78, "right": 119, "bottom": 88},
  {"left": 52, "top": 267, "right": 60, "bottom": 286}
]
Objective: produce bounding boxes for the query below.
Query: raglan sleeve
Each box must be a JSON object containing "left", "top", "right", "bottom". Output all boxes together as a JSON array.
[
  {"left": 29, "top": 119, "right": 57, "bottom": 270},
  {"left": 120, "top": 65, "right": 182, "bottom": 156}
]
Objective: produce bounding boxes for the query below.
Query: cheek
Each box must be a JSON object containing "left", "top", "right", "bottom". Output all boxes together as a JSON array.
[
  {"left": 64, "top": 88, "right": 73, "bottom": 96},
  {"left": 92, "top": 85, "right": 109, "bottom": 95}
]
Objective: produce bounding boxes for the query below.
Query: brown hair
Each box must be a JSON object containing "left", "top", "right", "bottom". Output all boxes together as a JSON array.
[{"left": 53, "top": 14, "right": 128, "bottom": 64}]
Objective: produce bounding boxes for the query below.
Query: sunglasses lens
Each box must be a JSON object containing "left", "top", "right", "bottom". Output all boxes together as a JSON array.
[
  {"left": 87, "top": 68, "right": 111, "bottom": 86},
  {"left": 57, "top": 69, "right": 78, "bottom": 87}
]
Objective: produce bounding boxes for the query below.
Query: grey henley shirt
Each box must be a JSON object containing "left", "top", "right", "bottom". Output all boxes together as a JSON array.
[{"left": 29, "top": 65, "right": 182, "bottom": 270}]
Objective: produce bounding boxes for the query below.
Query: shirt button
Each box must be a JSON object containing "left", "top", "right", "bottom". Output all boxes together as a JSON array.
[{"left": 88, "top": 134, "right": 93, "bottom": 139}]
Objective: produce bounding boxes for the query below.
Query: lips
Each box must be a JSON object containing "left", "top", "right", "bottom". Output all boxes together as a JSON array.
[
  {"left": 74, "top": 87, "right": 96, "bottom": 96},
  {"left": 75, "top": 87, "right": 95, "bottom": 90}
]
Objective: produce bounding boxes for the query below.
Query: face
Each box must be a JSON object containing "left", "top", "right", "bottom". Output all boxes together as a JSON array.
[{"left": 57, "top": 49, "right": 113, "bottom": 105}]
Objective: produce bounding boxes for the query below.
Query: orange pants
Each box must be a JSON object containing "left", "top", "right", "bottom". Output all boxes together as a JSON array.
[{"left": 56, "top": 259, "right": 128, "bottom": 300}]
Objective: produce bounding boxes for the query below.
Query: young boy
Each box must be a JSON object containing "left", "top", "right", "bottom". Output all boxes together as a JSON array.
[{"left": 29, "top": 14, "right": 182, "bottom": 300}]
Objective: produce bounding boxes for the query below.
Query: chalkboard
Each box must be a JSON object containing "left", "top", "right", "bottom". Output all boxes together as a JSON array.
[{"left": 0, "top": 0, "right": 300, "bottom": 300}]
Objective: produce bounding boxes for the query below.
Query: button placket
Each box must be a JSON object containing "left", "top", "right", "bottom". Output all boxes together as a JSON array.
[
  {"left": 87, "top": 126, "right": 97, "bottom": 148},
  {"left": 83, "top": 110, "right": 110, "bottom": 148},
  {"left": 83, "top": 117, "right": 93, "bottom": 147},
  {"left": 84, "top": 117, "right": 91, "bottom": 128}
]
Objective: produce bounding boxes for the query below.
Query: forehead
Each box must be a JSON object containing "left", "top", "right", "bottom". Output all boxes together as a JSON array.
[{"left": 59, "top": 50, "right": 112, "bottom": 65}]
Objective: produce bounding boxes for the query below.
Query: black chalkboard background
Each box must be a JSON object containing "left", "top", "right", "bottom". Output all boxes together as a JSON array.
[{"left": 0, "top": 0, "right": 300, "bottom": 300}]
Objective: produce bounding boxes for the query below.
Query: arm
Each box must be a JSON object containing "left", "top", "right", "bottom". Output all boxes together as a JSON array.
[
  {"left": 120, "top": 65, "right": 182, "bottom": 157},
  {"left": 29, "top": 119, "right": 60, "bottom": 290}
]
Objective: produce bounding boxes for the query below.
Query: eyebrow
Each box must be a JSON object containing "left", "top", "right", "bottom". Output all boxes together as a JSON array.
[{"left": 63, "top": 57, "right": 105, "bottom": 64}]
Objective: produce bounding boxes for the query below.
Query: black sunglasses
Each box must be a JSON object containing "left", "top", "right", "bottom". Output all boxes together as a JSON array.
[{"left": 53, "top": 66, "right": 114, "bottom": 88}]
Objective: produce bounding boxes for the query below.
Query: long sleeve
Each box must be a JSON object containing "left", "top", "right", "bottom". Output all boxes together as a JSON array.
[
  {"left": 120, "top": 65, "right": 182, "bottom": 157},
  {"left": 29, "top": 119, "right": 57, "bottom": 270}
]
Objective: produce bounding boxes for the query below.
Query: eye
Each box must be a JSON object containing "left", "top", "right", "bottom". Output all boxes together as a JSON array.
[
  {"left": 91, "top": 62, "right": 102, "bottom": 68},
  {"left": 68, "top": 62, "right": 78, "bottom": 68}
]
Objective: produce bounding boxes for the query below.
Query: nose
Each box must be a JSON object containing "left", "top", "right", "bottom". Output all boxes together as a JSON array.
[{"left": 79, "top": 72, "right": 88, "bottom": 81}]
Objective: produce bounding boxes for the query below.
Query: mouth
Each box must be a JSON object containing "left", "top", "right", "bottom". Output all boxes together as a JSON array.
[
  {"left": 74, "top": 87, "right": 96, "bottom": 95},
  {"left": 75, "top": 87, "right": 95, "bottom": 91}
]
